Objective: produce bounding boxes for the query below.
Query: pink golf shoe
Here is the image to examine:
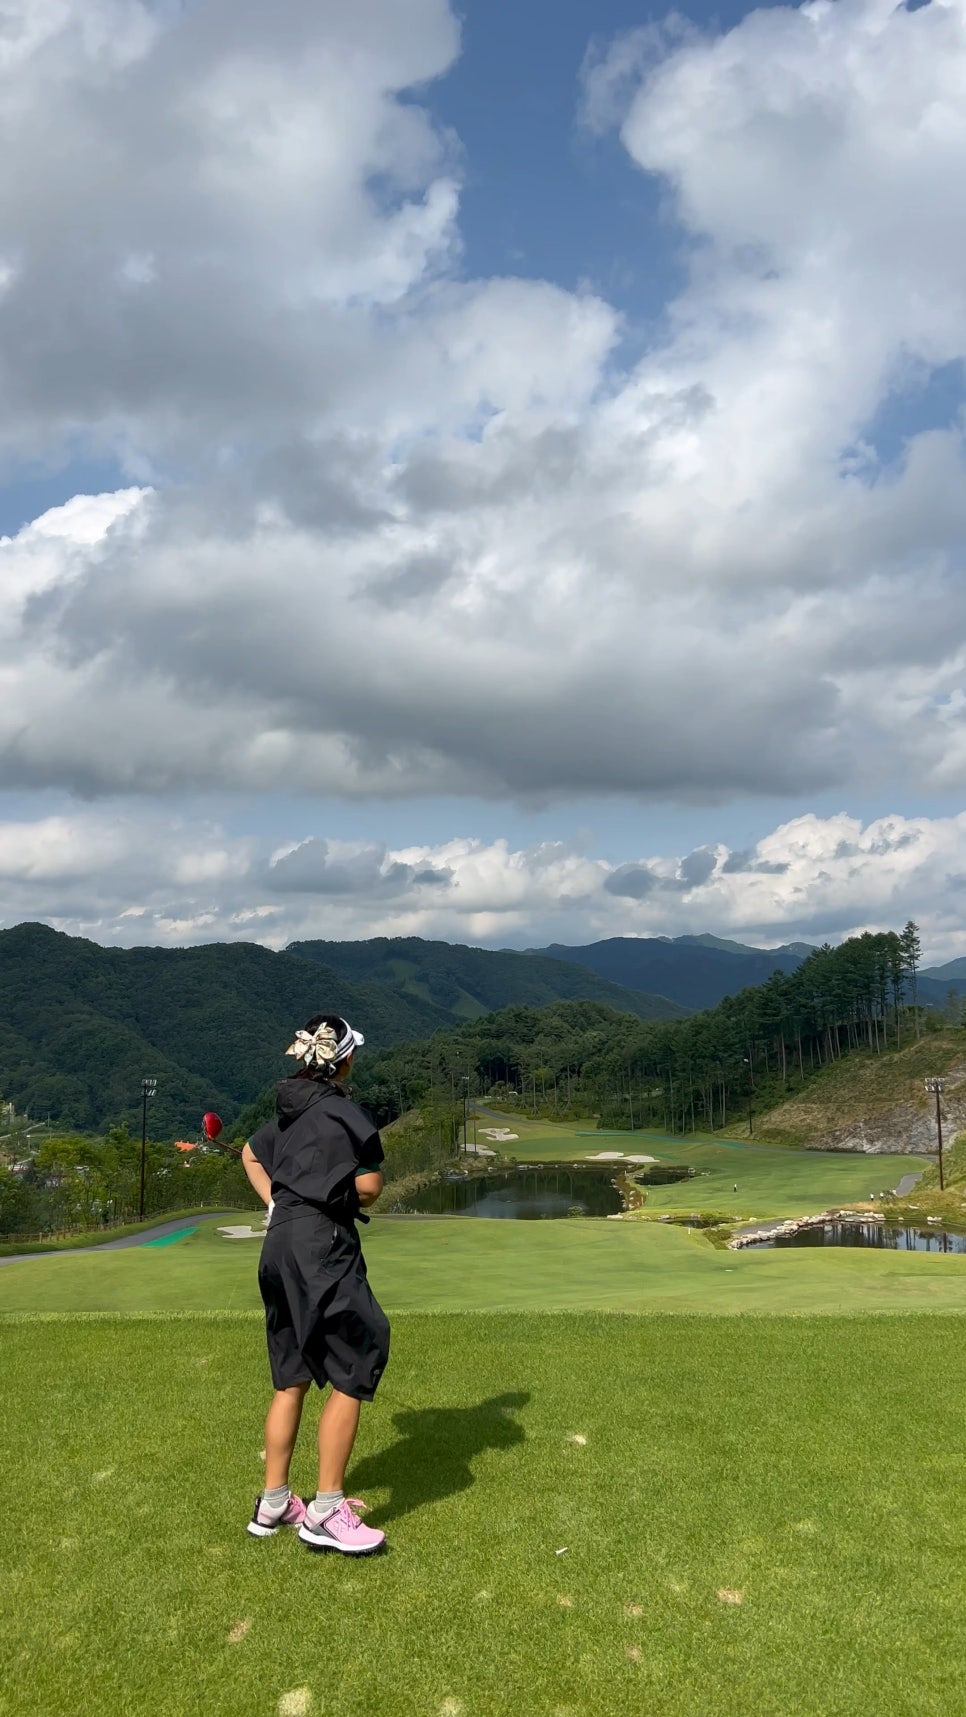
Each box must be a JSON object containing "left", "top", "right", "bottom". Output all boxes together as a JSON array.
[
  {"left": 247, "top": 1492, "right": 308, "bottom": 1537},
  {"left": 298, "top": 1497, "right": 386, "bottom": 1555}
]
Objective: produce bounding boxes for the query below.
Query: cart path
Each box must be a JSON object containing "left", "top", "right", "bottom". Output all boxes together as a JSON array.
[{"left": 0, "top": 1213, "right": 237, "bottom": 1266}]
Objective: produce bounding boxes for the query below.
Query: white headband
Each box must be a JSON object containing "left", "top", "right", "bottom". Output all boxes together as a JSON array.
[{"left": 285, "top": 1017, "right": 364, "bottom": 1071}]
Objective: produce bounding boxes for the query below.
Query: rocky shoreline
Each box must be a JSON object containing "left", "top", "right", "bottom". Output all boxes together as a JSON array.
[{"left": 728, "top": 1210, "right": 891, "bottom": 1249}]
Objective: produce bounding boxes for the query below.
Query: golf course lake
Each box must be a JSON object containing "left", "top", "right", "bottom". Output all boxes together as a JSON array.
[
  {"left": 400, "top": 1165, "right": 623, "bottom": 1219},
  {"left": 756, "top": 1221, "right": 966, "bottom": 1253}
]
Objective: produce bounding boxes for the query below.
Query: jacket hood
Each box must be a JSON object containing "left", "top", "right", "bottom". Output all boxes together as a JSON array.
[{"left": 275, "top": 1076, "right": 338, "bottom": 1123}]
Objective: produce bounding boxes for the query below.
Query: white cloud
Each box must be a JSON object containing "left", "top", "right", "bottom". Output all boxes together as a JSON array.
[
  {"left": 0, "top": 0, "right": 964, "bottom": 815},
  {"left": 1, "top": 805, "right": 964, "bottom": 963}
]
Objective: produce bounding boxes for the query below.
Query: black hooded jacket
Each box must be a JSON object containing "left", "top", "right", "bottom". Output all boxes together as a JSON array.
[{"left": 249, "top": 1078, "right": 384, "bottom": 1226}]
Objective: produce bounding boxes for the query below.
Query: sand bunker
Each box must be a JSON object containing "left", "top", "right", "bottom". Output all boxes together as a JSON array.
[{"left": 585, "top": 1151, "right": 658, "bottom": 1164}]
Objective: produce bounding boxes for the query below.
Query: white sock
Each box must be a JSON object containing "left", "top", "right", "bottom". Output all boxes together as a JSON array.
[{"left": 262, "top": 1485, "right": 290, "bottom": 1511}]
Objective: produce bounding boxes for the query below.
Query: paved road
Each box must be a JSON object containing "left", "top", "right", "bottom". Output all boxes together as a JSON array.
[
  {"left": 895, "top": 1170, "right": 926, "bottom": 1196},
  {"left": 0, "top": 1213, "right": 237, "bottom": 1267}
]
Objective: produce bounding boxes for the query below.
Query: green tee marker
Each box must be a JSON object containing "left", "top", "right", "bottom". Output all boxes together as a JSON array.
[{"left": 144, "top": 1227, "right": 198, "bottom": 1248}]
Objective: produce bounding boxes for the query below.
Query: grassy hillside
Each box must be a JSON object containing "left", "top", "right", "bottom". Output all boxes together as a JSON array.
[
  {"left": 288, "top": 935, "right": 689, "bottom": 1022},
  {"left": 0, "top": 923, "right": 452, "bottom": 1134},
  {"left": 757, "top": 1028, "right": 966, "bottom": 1153}
]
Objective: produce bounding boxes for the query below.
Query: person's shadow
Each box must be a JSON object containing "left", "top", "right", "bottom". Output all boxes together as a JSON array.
[{"left": 349, "top": 1391, "right": 529, "bottom": 1525}]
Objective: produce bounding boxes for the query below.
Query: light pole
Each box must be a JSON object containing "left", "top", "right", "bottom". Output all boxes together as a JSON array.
[
  {"left": 462, "top": 1076, "right": 469, "bottom": 1154},
  {"left": 925, "top": 1077, "right": 946, "bottom": 1191},
  {"left": 139, "top": 1077, "right": 157, "bottom": 1221},
  {"left": 743, "top": 1054, "right": 754, "bottom": 1138}
]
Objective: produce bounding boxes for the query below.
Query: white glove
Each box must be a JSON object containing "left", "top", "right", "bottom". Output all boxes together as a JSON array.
[{"left": 266, "top": 1199, "right": 274, "bottom": 1225}]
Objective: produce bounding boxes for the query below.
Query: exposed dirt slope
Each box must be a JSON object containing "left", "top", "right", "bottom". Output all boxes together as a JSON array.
[{"left": 758, "top": 1030, "right": 966, "bottom": 1154}]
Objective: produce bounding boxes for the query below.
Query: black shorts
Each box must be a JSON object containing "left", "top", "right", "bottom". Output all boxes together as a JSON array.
[{"left": 257, "top": 1209, "right": 390, "bottom": 1399}]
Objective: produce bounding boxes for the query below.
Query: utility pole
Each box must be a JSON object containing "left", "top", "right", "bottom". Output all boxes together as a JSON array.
[
  {"left": 925, "top": 1077, "right": 946, "bottom": 1191},
  {"left": 743, "top": 1054, "right": 754, "bottom": 1137},
  {"left": 139, "top": 1077, "right": 158, "bottom": 1221}
]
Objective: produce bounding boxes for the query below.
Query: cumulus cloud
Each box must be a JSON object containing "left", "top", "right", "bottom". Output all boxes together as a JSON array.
[
  {"left": 266, "top": 837, "right": 450, "bottom": 897},
  {"left": 0, "top": 0, "right": 964, "bottom": 823},
  {"left": 1, "top": 805, "right": 964, "bottom": 963}
]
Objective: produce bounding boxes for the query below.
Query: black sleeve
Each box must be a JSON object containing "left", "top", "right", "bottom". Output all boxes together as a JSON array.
[
  {"left": 340, "top": 1099, "right": 385, "bottom": 1172},
  {"left": 354, "top": 1127, "right": 384, "bottom": 1173},
  {"left": 248, "top": 1121, "right": 277, "bottom": 1175}
]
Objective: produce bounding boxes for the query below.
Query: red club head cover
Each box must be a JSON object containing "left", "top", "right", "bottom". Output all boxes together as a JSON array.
[{"left": 202, "top": 1111, "right": 223, "bottom": 1141}]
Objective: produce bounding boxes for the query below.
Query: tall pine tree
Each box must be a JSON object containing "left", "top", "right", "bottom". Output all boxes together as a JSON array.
[{"left": 900, "top": 920, "right": 922, "bottom": 1040}]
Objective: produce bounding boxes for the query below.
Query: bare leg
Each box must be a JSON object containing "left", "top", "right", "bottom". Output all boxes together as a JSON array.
[
  {"left": 264, "top": 1383, "right": 309, "bottom": 1490},
  {"left": 318, "top": 1388, "right": 362, "bottom": 1493}
]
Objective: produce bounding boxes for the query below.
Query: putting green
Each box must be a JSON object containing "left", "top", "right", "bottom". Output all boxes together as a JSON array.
[{"left": 2, "top": 1214, "right": 966, "bottom": 1316}]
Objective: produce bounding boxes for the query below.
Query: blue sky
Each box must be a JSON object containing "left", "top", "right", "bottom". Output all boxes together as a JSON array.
[
  {"left": 428, "top": 0, "right": 692, "bottom": 309},
  {"left": 1, "top": 0, "right": 965, "bottom": 955},
  {"left": 5, "top": 0, "right": 962, "bottom": 532}
]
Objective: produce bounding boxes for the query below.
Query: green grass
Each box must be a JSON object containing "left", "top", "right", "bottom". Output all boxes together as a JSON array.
[
  {"left": 476, "top": 1114, "right": 914, "bottom": 1219},
  {"left": 477, "top": 1110, "right": 731, "bottom": 1162},
  {"left": 7, "top": 1170, "right": 966, "bottom": 1714},
  {"left": 5, "top": 1213, "right": 966, "bottom": 1315},
  {"left": 0, "top": 1208, "right": 232, "bottom": 1258},
  {"left": 633, "top": 1137, "right": 914, "bottom": 1219},
  {"left": 3, "top": 1312, "right": 966, "bottom": 1716}
]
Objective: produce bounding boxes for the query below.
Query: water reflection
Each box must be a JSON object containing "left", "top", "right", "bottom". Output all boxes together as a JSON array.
[
  {"left": 765, "top": 1222, "right": 966, "bottom": 1253},
  {"left": 402, "top": 1167, "right": 623, "bottom": 1220},
  {"left": 633, "top": 1165, "right": 695, "bottom": 1186}
]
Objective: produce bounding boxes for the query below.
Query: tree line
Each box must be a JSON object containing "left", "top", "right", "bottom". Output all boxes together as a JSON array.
[
  {"left": 0, "top": 1127, "right": 258, "bottom": 1240},
  {"left": 350, "top": 923, "right": 930, "bottom": 1136},
  {"left": 3, "top": 921, "right": 934, "bottom": 1235}
]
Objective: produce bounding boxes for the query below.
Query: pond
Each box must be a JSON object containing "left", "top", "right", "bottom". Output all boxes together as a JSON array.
[
  {"left": 398, "top": 1166, "right": 623, "bottom": 1220},
  {"left": 756, "top": 1221, "right": 966, "bottom": 1253},
  {"left": 633, "top": 1165, "right": 695, "bottom": 1186}
]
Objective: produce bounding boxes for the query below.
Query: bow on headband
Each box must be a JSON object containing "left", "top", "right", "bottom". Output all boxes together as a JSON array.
[{"left": 285, "top": 1017, "right": 364, "bottom": 1070}]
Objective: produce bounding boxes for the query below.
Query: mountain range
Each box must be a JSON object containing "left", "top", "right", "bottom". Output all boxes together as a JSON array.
[
  {"left": 1, "top": 921, "right": 953, "bottom": 1136},
  {"left": 916, "top": 958, "right": 966, "bottom": 1010},
  {"left": 530, "top": 934, "right": 813, "bottom": 1011},
  {"left": 0, "top": 924, "right": 682, "bottom": 1133},
  {"left": 288, "top": 937, "right": 686, "bottom": 1024}
]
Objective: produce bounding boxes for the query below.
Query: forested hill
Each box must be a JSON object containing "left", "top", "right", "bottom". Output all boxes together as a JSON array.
[
  {"left": 531, "top": 934, "right": 812, "bottom": 1011},
  {"left": 0, "top": 923, "right": 452, "bottom": 1134},
  {"left": 333, "top": 925, "right": 932, "bottom": 1144},
  {"left": 288, "top": 936, "right": 687, "bottom": 1024},
  {"left": 0, "top": 920, "right": 933, "bottom": 1140},
  {"left": 0, "top": 923, "right": 683, "bottom": 1135}
]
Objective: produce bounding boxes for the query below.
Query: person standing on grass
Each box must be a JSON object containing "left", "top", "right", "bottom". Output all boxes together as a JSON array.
[{"left": 241, "top": 1013, "right": 389, "bottom": 1555}]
